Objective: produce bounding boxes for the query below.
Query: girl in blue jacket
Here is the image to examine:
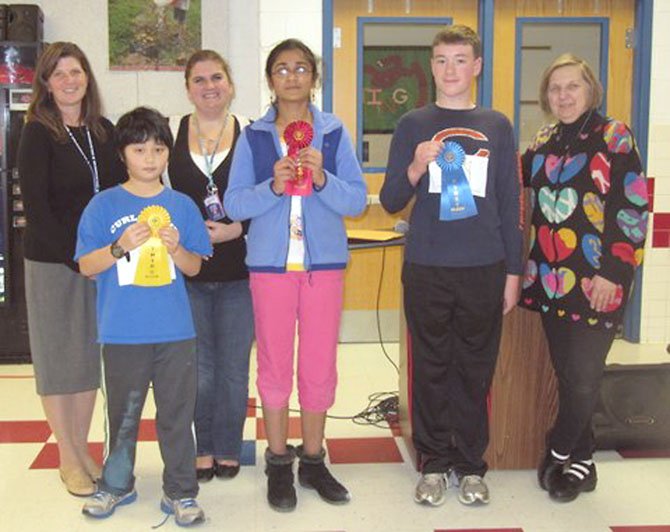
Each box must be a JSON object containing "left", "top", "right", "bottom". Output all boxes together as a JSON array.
[{"left": 225, "top": 39, "right": 367, "bottom": 512}]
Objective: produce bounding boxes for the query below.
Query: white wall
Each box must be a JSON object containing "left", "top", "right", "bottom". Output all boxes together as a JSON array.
[
  {"left": 257, "top": 0, "right": 322, "bottom": 111},
  {"left": 32, "top": 0, "right": 260, "bottom": 120},
  {"left": 640, "top": 2, "right": 670, "bottom": 343},
  {"left": 33, "top": 0, "right": 325, "bottom": 119}
]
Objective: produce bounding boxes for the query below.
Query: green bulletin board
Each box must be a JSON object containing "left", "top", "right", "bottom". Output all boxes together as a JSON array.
[{"left": 363, "top": 46, "right": 435, "bottom": 134}]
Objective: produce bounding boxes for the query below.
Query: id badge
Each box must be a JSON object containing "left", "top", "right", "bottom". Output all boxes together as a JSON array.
[{"left": 204, "top": 192, "right": 225, "bottom": 221}]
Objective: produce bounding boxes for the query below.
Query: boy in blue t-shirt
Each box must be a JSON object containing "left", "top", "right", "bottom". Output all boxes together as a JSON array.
[{"left": 76, "top": 107, "right": 212, "bottom": 526}]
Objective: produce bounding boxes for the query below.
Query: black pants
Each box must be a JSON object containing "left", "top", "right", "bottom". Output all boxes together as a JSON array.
[
  {"left": 542, "top": 314, "right": 616, "bottom": 461},
  {"left": 99, "top": 339, "right": 199, "bottom": 499},
  {"left": 403, "top": 261, "right": 506, "bottom": 477}
]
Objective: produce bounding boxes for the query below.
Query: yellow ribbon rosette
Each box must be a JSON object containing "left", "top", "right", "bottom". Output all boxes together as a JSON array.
[{"left": 134, "top": 205, "right": 172, "bottom": 286}]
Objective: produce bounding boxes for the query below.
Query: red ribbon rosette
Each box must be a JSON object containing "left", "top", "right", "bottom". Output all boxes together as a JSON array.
[
  {"left": 284, "top": 120, "right": 313, "bottom": 153},
  {"left": 283, "top": 120, "right": 314, "bottom": 196}
]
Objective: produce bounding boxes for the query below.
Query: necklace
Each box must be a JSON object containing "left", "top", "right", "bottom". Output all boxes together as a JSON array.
[
  {"left": 192, "top": 112, "right": 229, "bottom": 191},
  {"left": 557, "top": 109, "right": 593, "bottom": 155},
  {"left": 193, "top": 113, "right": 229, "bottom": 149}
]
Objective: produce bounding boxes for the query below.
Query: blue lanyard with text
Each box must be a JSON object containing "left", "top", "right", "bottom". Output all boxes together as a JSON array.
[{"left": 66, "top": 125, "right": 100, "bottom": 194}]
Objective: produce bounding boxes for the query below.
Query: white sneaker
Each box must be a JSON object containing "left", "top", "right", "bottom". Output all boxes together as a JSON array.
[
  {"left": 82, "top": 489, "right": 137, "bottom": 518},
  {"left": 414, "top": 473, "right": 448, "bottom": 506},
  {"left": 160, "top": 495, "right": 205, "bottom": 527},
  {"left": 457, "top": 474, "right": 490, "bottom": 505}
]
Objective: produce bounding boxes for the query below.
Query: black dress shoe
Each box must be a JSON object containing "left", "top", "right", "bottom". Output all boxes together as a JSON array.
[
  {"left": 196, "top": 466, "right": 215, "bottom": 482},
  {"left": 215, "top": 462, "right": 240, "bottom": 479},
  {"left": 537, "top": 450, "right": 566, "bottom": 491},
  {"left": 550, "top": 462, "right": 597, "bottom": 502}
]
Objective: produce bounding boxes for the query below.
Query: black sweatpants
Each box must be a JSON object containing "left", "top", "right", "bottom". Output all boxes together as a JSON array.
[
  {"left": 542, "top": 314, "right": 616, "bottom": 461},
  {"left": 98, "top": 339, "right": 199, "bottom": 499},
  {"left": 403, "top": 260, "right": 506, "bottom": 477}
]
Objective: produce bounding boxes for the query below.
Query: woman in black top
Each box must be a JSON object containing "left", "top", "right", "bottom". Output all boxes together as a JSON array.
[
  {"left": 168, "top": 50, "right": 253, "bottom": 482},
  {"left": 18, "top": 42, "right": 125, "bottom": 496}
]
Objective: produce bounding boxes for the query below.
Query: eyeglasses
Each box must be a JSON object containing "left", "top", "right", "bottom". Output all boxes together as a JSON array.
[{"left": 271, "top": 65, "right": 312, "bottom": 78}]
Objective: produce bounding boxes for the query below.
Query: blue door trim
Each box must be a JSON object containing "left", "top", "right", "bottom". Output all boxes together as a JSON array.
[
  {"left": 624, "top": 0, "right": 654, "bottom": 342},
  {"left": 478, "top": 0, "right": 494, "bottom": 108},
  {"left": 323, "top": 0, "right": 334, "bottom": 113}
]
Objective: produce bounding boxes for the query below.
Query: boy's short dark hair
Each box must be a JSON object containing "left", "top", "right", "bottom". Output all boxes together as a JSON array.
[
  {"left": 115, "top": 106, "right": 173, "bottom": 154},
  {"left": 432, "top": 25, "right": 481, "bottom": 59}
]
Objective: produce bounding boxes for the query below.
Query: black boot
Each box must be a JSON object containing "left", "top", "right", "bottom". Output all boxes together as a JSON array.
[
  {"left": 537, "top": 449, "right": 567, "bottom": 491},
  {"left": 550, "top": 461, "right": 597, "bottom": 502},
  {"left": 265, "top": 446, "right": 297, "bottom": 512},
  {"left": 297, "top": 445, "right": 350, "bottom": 505}
]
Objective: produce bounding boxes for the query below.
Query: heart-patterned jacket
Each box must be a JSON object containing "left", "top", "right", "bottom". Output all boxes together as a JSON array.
[{"left": 519, "top": 111, "right": 648, "bottom": 330}]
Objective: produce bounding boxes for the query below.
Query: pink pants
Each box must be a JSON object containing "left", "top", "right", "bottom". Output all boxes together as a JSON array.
[{"left": 249, "top": 270, "right": 344, "bottom": 412}]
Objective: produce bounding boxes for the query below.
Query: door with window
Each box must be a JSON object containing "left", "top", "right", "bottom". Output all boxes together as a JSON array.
[
  {"left": 330, "top": 0, "right": 480, "bottom": 342},
  {"left": 328, "top": 0, "right": 641, "bottom": 469},
  {"left": 489, "top": 0, "right": 638, "bottom": 468}
]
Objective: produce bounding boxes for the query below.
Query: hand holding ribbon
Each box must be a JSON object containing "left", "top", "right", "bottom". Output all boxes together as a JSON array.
[
  {"left": 283, "top": 120, "right": 314, "bottom": 196},
  {"left": 408, "top": 140, "right": 442, "bottom": 186},
  {"left": 134, "top": 205, "right": 173, "bottom": 286}
]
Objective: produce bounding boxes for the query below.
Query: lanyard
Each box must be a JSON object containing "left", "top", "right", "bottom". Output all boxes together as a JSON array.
[
  {"left": 66, "top": 125, "right": 100, "bottom": 194},
  {"left": 193, "top": 113, "right": 228, "bottom": 193}
]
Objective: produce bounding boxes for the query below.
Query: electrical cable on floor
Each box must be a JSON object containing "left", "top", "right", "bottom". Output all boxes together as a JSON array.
[
  {"left": 376, "top": 246, "right": 399, "bottom": 374},
  {"left": 247, "top": 391, "right": 398, "bottom": 426},
  {"left": 351, "top": 391, "right": 398, "bottom": 428}
]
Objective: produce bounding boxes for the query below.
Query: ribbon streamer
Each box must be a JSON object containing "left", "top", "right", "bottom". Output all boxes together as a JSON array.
[
  {"left": 283, "top": 120, "right": 314, "bottom": 196},
  {"left": 436, "top": 141, "right": 478, "bottom": 221},
  {"left": 134, "top": 205, "right": 172, "bottom": 286}
]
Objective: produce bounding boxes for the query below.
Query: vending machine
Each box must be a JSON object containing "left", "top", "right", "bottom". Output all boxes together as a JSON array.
[{"left": 0, "top": 41, "right": 40, "bottom": 362}]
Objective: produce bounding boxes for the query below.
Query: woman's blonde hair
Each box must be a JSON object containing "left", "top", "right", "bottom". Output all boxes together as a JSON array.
[{"left": 538, "top": 53, "right": 603, "bottom": 116}]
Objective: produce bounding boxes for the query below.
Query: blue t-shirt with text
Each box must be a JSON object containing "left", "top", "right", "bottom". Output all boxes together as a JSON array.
[{"left": 75, "top": 185, "right": 212, "bottom": 344}]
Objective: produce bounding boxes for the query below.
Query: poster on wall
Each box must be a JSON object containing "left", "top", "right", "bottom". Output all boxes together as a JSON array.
[
  {"left": 363, "top": 46, "right": 435, "bottom": 134},
  {"left": 108, "top": 0, "right": 201, "bottom": 70}
]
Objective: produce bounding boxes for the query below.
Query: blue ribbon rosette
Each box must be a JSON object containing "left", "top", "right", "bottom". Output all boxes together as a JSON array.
[{"left": 436, "top": 141, "right": 478, "bottom": 221}]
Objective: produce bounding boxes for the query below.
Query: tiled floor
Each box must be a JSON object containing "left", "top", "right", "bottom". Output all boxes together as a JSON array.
[{"left": 1, "top": 340, "right": 670, "bottom": 531}]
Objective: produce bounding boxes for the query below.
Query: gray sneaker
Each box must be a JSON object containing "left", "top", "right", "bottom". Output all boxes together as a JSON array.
[
  {"left": 457, "top": 474, "right": 490, "bottom": 505},
  {"left": 160, "top": 495, "right": 205, "bottom": 527},
  {"left": 82, "top": 489, "right": 137, "bottom": 519},
  {"left": 414, "top": 473, "right": 448, "bottom": 506}
]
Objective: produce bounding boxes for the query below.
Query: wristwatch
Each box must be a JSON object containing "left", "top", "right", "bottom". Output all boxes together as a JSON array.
[{"left": 110, "top": 239, "right": 126, "bottom": 259}]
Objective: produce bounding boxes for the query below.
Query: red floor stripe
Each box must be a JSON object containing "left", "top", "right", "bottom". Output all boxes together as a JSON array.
[
  {"left": 617, "top": 449, "right": 670, "bottom": 459},
  {"left": 30, "top": 442, "right": 104, "bottom": 469},
  {"left": 327, "top": 437, "right": 402, "bottom": 464},
  {"left": 611, "top": 527, "right": 670, "bottom": 532},
  {"left": 0, "top": 420, "right": 51, "bottom": 443}
]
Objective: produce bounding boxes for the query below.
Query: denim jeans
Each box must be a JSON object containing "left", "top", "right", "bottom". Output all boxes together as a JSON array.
[
  {"left": 187, "top": 279, "right": 254, "bottom": 461},
  {"left": 100, "top": 340, "right": 198, "bottom": 499}
]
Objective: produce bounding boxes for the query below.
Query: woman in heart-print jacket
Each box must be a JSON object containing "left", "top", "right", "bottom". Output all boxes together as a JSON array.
[{"left": 519, "top": 54, "right": 648, "bottom": 504}]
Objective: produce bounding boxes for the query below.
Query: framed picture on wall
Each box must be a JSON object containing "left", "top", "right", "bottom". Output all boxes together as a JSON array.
[
  {"left": 108, "top": 0, "right": 202, "bottom": 70},
  {"left": 363, "top": 46, "right": 435, "bottom": 134}
]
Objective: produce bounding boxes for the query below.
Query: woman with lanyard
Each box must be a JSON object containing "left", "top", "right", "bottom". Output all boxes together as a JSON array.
[
  {"left": 18, "top": 42, "right": 125, "bottom": 497},
  {"left": 167, "top": 50, "right": 254, "bottom": 482}
]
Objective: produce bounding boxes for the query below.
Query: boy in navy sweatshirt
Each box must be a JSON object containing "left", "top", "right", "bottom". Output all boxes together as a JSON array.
[{"left": 380, "top": 25, "right": 522, "bottom": 507}]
